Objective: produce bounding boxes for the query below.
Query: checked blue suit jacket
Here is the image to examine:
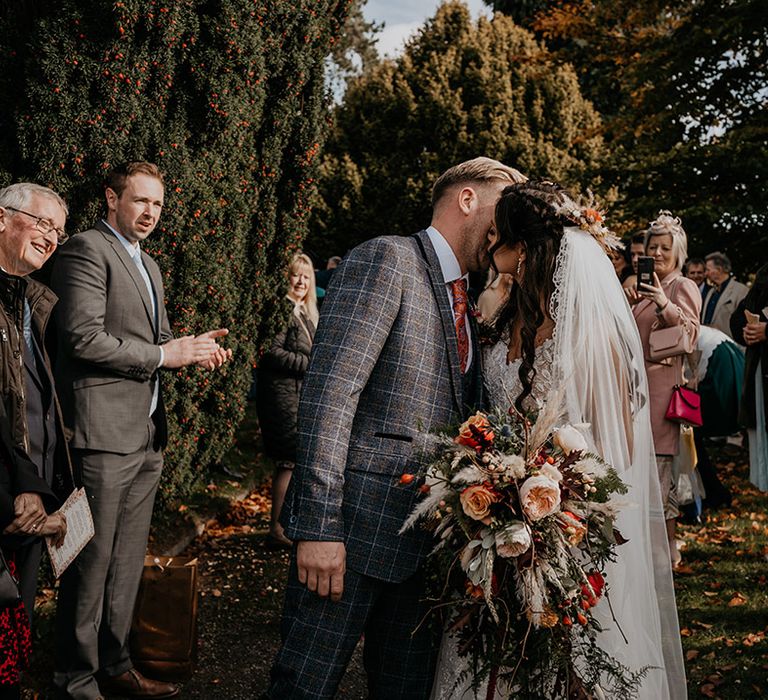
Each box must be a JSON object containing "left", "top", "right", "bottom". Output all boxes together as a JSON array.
[{"left": 282, "top": 230, "right": 483, "bottom": 583}]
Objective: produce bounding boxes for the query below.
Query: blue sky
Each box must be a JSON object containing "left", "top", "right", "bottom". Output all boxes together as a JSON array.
[{"left": 364, "top": 0, "right": 490, "bottom": 56}]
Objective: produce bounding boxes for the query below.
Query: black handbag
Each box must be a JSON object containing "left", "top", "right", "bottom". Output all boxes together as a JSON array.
[{"left": 0, "top": 547, "right": 22, "bottom": 608}]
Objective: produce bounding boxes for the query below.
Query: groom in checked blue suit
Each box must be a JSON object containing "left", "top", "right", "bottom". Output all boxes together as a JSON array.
[{"left": 266, "top": 158, "right": 526, "bottom": 698}]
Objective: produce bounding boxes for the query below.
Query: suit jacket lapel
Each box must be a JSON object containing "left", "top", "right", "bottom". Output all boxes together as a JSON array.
[
  {"left": 414, "top": 230, "right": 464, "bottom": 414},
  {"left": 95, "top": 221, "right": 156, "bottom": 332}
]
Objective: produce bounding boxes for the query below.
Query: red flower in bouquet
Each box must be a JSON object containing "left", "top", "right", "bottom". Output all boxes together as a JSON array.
[
  {"left": 581, "top": 570, "right": 606, "bottom": 607},
  {"left": 455, "top": 412, "right": 495, "bottom": 449}
]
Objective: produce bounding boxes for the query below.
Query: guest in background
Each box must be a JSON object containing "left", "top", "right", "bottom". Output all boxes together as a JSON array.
[
  {"left": 630, "top": 211, "right": 700, "bottom": 568},
  {"left": 0, "top": 183, "right": 70, "bottom": 623},
  {"left": 257, "top": 253, "right": 318, "bottom": 547},
  {"left": 702, "top": 252, "right": 748, "bottom": 338},
  {"left": 731, "top": 263, "right": 768, "bottom": 492},
  {"left": 314, "top": 254, "right": 343, "bottom": 293},
  {"left": 52, "top": 162, "right": 230, "bottom": 700},
  {"left": 685, "top": 257, "right": 707, "bottom": 293},
  {"left": 608, "top": 242, "right": 633, "bottom": 284},
  {"left": 689, "top": 326, "right": 744, "bottom": 510},
  {"left": 621, "top": 232, "right": 647, "bottom": 290}
]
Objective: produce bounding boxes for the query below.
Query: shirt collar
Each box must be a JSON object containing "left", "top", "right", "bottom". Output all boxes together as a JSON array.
[
  {"left": 102, "top": 219, "right": 140, "bottom": 259},
  {"left": 426, "top": 226, "right": 465, "bottom": 285}
]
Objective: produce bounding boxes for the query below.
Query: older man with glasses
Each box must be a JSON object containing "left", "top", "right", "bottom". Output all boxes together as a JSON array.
[{"left": 0, "top": 182, "right": 72, "bottom": 628}]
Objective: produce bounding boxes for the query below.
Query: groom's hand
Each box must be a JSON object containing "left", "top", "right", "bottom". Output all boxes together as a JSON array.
[{"left": 297, "top": 541, "right": 346, "bottom": 601}]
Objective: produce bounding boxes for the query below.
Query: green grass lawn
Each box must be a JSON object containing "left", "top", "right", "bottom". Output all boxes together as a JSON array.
[{"left": 676, "top": 443, "right": 768, "bottom": 698}]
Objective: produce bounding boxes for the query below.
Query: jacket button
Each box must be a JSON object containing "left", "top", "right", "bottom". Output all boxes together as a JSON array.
[{"left": 289, "top": 515, "right": 297, "bottom": 524}]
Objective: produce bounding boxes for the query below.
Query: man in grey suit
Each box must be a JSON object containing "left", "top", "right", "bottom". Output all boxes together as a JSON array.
[
  {"left": 702, "top": 251, "right": 748, "bottom": 338},
  {"left": 51, "top": 162, "right": 231, "bottom": 700},
  {"left": 266, "top": 157, "right": 526, "bottom": 698}
]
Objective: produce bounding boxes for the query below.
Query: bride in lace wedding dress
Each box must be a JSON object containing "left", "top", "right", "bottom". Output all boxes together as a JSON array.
[{"left": 431, "top": 181, "right": 686, "bottom": 699}]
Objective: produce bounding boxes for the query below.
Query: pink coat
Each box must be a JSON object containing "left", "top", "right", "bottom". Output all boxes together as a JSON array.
[{"left": 633, "top": 271, "right": 701, "bottom": 455}]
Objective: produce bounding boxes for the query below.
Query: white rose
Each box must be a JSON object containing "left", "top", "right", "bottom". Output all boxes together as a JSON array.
[
  {"left": 540, "top": 464, "right": 563, "bottom": 482},
  {"left": 554, "top": 426, "right": 589, "bottom": 455},
  {"left": 500, "top": 454, "right": 527, "bottom": 479},
  {"left": 494, "top": 521, "right": 532, "bottom": 558}
]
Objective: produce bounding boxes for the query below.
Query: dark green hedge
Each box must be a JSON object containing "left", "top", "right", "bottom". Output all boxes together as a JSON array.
[{"left": 0, "top": 0, "right": 349, "bottom": 505}]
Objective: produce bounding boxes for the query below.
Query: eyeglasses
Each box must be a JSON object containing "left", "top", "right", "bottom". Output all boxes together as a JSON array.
[{"left": 4, "top": 206, "right": 68, "bottom": 245}]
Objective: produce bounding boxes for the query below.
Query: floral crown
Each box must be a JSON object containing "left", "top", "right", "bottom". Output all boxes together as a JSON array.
[{"left": 549, "top": 189, "right": 621, "bottom": 251}]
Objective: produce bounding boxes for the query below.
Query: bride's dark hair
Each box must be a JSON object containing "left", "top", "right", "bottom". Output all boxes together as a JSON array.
[{"left": 490, "top": 180, "right": 575, "bottom": 414}]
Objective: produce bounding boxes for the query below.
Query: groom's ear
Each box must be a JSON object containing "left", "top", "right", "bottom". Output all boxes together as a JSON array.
[{"left": 457, "top": 186, "right": 477, "bottom": 215}]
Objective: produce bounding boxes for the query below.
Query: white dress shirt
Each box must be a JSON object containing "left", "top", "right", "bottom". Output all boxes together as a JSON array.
[{"left": 426, "top": 226, "right": 473, "bottom": 372}]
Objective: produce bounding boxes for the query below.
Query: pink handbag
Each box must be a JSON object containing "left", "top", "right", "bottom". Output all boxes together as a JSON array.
[
  {"left": 648, "top": 324, "right": 695, "bottom": 362},
  {"left": 665, "top": 385, "right": 703, "bottom": 427}
]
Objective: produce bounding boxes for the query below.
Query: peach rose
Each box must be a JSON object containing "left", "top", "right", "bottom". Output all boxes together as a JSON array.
[
  {"left": 460, "top": 483, "right": 501, "bottom": 521},
  {"left": 519, "top": 475, "right": 561, "bottom": 521},
  {"left": 455, "top": 412, "right": 495, "bottom": 449}
]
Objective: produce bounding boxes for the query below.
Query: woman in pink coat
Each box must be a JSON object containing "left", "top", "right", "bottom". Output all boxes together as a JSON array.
[{"left": 630, "top": 211, "right": 701, "bottom": 568}]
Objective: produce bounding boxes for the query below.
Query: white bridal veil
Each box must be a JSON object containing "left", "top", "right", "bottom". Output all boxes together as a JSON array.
[{"left": 550, "top": 228, "right": 687, "bottom": 699}]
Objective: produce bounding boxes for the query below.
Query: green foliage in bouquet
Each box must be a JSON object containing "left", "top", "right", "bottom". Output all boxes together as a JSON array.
[{"left": 0, "top": 0, "right": 350, "bottom": 506}]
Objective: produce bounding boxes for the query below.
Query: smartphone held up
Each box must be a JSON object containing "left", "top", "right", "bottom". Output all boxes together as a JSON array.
[{"left": 637, "top": 256, "right": 655, "bottom": 288}]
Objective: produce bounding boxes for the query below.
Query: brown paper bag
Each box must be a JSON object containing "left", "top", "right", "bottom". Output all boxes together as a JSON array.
[{"left": 130, "top": 555, "right": 199, "bottom": 682}]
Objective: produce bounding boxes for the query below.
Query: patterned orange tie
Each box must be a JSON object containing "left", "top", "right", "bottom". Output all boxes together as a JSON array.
[{"left": 450, "top": 278, "right": 469, "bottom": 373}]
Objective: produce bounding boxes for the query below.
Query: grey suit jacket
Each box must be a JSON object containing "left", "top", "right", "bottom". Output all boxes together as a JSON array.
[
  {"left": 50, "top": 221, "right": 173, "bottom": 454},
  {"left": 283, "top": 231, "right": 483, "bottom": 583},
  {"left": 702, "top": 278, "right": 748, "bottom": 338}
]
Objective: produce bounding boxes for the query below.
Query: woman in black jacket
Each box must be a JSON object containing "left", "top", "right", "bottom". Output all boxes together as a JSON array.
[
  {"left": 257, "top": 253, "right": 318, "bottom": 547},
  {"left": 731, "top": 263, "right": 768, "bottom": 491}
]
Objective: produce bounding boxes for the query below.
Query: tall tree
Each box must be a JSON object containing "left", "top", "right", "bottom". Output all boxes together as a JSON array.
[
  {"left": 0, "top": 0, "right": 350, "bottom": 504},
  {"left": 310, "top": 0, "right": 603, "bottom": 257},
  {"left": 484, "top": 0, "right": 550, "bottom": 27},
  {"left": 499, "top": 0, "right": 767, "bottom": 269}
]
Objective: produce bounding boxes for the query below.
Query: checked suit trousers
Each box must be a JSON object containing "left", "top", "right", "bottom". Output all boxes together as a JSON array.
[{"left": 266, "top": 555, "right": 439, "bottom": 699}]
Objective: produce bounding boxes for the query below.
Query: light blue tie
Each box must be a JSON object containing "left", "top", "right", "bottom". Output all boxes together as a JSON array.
[
  {"left": 131, "top": 248, "right": 157, "bottom": 329},
  {"left": 131, "top": 248, "right": 160, "bottom": 416}
]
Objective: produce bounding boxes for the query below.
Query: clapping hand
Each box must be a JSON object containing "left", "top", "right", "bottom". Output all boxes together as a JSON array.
[
  {"left": 195, "top": 329, "right": 234, "bottom": 369},
  {"left": 637, "top": 272, "right": 669, "bottom": 310},
  {"left": 162, "top": 328, "right": 233, "bottom": 369}
]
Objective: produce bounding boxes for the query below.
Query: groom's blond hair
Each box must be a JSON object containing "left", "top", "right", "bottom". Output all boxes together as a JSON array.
[{"left": 431, "top": 157, "right": 527, "bottom": 209}]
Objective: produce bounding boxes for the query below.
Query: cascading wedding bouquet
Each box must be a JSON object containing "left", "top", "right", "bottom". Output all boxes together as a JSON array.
[{"left": 401, "top": 405, "right": 649, "bottom": 699}]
